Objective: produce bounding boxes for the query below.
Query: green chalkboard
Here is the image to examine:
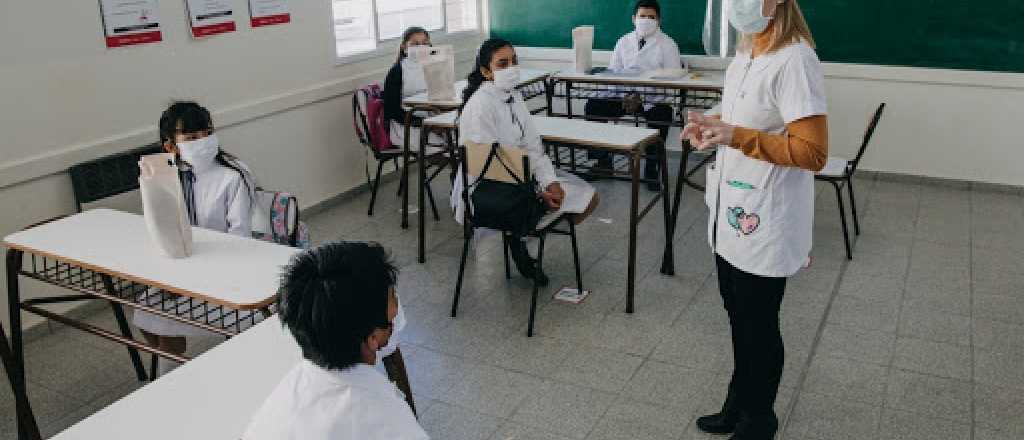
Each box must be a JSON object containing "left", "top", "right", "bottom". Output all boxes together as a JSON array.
[{"left": 490, "top": 0, "right": 1024, "bottom": 73}]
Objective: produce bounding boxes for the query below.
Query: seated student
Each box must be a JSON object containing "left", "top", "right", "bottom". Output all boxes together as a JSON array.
[
  {"left": 584, "top": 0, "right": 681, "bottom": 190},
  {"left": 384, "top": 27, "right": 441, "bottom": 148},
  {"left": 453, "top": 38, "right": 600, "bottom": 285},
  {"left": 134, "top": 101, "right": 256, "bottom": 376},
  {"left": 243, "top": 241, "right": 427, "bottom": 440}
]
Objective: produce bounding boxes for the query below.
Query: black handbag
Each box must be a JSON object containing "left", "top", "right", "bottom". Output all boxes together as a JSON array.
[{"left": 468, "top": 143, "right": 547, "bottom": 237}]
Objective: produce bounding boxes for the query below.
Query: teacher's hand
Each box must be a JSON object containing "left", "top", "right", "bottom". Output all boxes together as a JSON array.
[{"left": 693, "top": 117, "right": 736, "bottom": 151}]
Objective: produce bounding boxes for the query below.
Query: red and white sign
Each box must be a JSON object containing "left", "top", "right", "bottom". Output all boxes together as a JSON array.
[
  {"left": 99, "top": 0, "right": 163, "bottom": 48},
  {"left": 186, "top": 0, "right": 237, "bottom": 38},
  {"left": 249, "top": 0, "right": 291, "bottom": 27}
]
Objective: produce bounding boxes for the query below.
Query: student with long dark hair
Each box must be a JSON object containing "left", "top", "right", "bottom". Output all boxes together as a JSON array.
[
  {"left": 133, "top": 101, "right": 256, "bottom": 375},
  {"left": 383, "top": 27, "right": 439, "bottom": 147},
  {"left": 452, "top": 39, "right": 599, "bottom": 285}
]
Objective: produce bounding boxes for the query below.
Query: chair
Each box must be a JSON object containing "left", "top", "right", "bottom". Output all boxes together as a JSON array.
[
  {"left": 450, "top": 142, "right": 585, "bottom": 337},
  {"left": 352, "top": 88, "right": 445, "bottom": 219},
  {"left": 815, "top": 103, "right": 886, "bottom": 260}
]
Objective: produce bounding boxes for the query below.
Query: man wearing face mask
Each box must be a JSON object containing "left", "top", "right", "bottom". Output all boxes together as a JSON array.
[
  {"left": 584, "top": 0, "right": 681, "bottom": 191},
  {"left": 243, "top": 241, "right": 428, "bottom": 440},
  {"left": 682, "top": 0, "right": 827, "bottom": 439}
]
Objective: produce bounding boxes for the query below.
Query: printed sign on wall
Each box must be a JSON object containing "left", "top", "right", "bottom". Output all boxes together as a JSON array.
[
  {"left": 249, "top": 0, "right": 291, "bottom": 27},
  {"left": 99, "top": 0, "right": 163, "bottom": 48},
  {"left": 185, "top": 0, "right": 237, "bottom": 38}
]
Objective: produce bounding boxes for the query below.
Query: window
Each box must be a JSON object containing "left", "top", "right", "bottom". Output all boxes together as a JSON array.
[{"left": 333, "top": 0, "right": 480, "bottom": 60}]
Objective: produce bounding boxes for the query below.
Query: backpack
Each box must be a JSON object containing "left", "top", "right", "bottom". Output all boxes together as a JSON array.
[
  {"left": 251, "top": 189, "right": 312, "bottom": 249},
  {"left": 353, "top": 83, "right": 394, "bottom": 153}
]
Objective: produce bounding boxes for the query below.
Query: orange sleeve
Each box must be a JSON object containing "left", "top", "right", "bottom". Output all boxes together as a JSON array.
[{"left": 730, "top": 115, "right": 830, "bottom": 172}]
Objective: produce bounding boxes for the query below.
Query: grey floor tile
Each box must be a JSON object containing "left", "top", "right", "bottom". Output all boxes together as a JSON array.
[
  {"left": 420, "top": 401, "right": 503, "bottom": 440},
  {"left": 974, "top": 426, "right": 1021, "bottom": 440},
  {"left": 439, "top": 363, "right": 545, "bottom": 418},
  {"left": 901, "top": 283, "right": 971, "bottom": 317},
  {"left": 580, "top": 309, "right": 673, "bottom": 358},
  {"left": 622, "top": 360, "right": 714, "bottom": 411},
  {"left": 802, "top": 355, "right": 888, "bottom": 406},
  {"left": 511, "top": 381, "right": 616, "bottom": 440},
  {"left": 896, "top": 306, "right": 971, "bottom": 346},
  {"left": 400, "top": 344, "right": 465, "bottom": 400},
  {"left": 877, "top": 409, "right": 970, "bottom": 440},
  {"left": 816, "top": 324, "right": 896, "bottom": 366},
  {"left": 884, "top": 368, "right": 972, "bottom": 423},
  {"left": 784, "top": 392, "right": 881, "bottom": 440},
  {"left": 973, "top": 293, "right": 1024, "bottom": 325},
  {"left": 552, "top": 346, "right": 644, "bottom": 393},
  {"left": 587, "top": 398, "right": 690, "bottom": 440},
  {"left": 827, "top": 295, "right": 901, "bottom": 333},
  {"left": 973, "top": 318, "right": 1024, "bottom": 354},
  {"left": 891, "top": 337, "right": 971, "bottom": 380},
  {"left": 974, "top": 383, "right": 1024, "bottom": 433},
  {"left": 489, "top": 422, "right": 575, "bottom": 440},
  {"left": 650, "top": 325, "right": 733, "bottom": 374},
  {"left": 974, "top": 348, "right": 1024, "bottom": 387},
  {"left": 474, "top": 334, "right": 574, "bottom": 378}
]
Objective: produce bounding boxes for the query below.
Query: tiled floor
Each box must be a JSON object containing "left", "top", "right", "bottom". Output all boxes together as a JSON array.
[{"left": 2, "top": 161, "right": 1023, "bottom": 439}]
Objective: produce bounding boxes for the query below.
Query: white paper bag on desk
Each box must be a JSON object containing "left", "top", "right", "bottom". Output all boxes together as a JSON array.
[
  {"left": 139, "top": 153, "right": 193, "bottom": 258},
  {"left": 573, "top": 26, "right": 594, "bottom": 73},
  {"left": 423, "top": 45, "right": 456, "bottom": 101}
]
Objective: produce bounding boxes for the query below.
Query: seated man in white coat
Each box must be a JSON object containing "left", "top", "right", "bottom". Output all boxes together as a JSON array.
[{"left": 243, "top": 241, "right": 428, "bottom": 440}]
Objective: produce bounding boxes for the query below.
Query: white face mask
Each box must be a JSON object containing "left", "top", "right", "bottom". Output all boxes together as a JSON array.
[
  {"left": 177, "top": 134, "right": 220, "bottom": 171},
  {"left": 634, "top": 17, "right": 659, "bottom": 38},
  {"left": 729, "top": 0, "right": 773, "bottom": 34},
  {"left": 406, "top": 45, "right": 431, "bottom": 63},
  {"left": 492, "top": 66, "right": 521, "bottom": 92}
]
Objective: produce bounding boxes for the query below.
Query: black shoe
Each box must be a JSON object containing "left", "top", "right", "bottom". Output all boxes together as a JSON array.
[
  {"left": 696, "top": 411, "right": 740, "bottom": 435},
  {"left": 728, "top": 413, "right": 778, "bottom": 440},
  {"left": 508, "top": 237, "right": 549, "bottom": 286}
]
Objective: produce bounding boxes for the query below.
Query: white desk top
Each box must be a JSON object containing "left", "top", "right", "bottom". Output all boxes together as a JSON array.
[
  {"left": 404, "top": 68, "right": 551, "bottom": 108},
  {"left": 423, "top": 112, "right": 659, "bottom": 151},
  {"left": 553, "top": 69, "right": 725, "bottom": 90},
  {"left": 52, "top": 316, "right": 300, "bottom": 440},
  {"left": 3, "top": 209, "right": 298, "bottom": 309}
]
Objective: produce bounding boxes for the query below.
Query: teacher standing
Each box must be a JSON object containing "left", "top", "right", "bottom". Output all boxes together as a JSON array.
[{"left": 683, "top": 0, "right": 827, "bottom": 438}]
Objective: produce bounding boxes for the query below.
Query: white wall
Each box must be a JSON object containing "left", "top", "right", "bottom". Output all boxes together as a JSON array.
[
  {"left": 0, "top": 1, "right": 484, "bottom": 330},
  {"left": 519, "top": 47, "right": 1024, "bottom": 188}
]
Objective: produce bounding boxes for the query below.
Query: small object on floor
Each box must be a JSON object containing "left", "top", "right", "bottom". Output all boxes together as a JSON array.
[
  {"left": 399, "top": 205, "right": 420, "bottom": 214},
  {"left": 553, "top": 287, "right": 591, "bottom": 304},
  {"left": 597, "top": 218, "right": 613, "bottom": 224}
]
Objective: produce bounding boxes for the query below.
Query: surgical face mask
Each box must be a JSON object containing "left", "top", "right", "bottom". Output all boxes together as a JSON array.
[
  {"left": 406, "top": 44, "right": 431, "bottom": 63},
  {"left": 729, "top": 0, "right": 772, "bottom": 34},
  {"left": 634, "top": 17, "right": 659, "bottom": 38},
  {"left": 177, "top": 134, "right": 220, "bottom": 171},
  {"left": 492, "top": 66, "right": 521, "bottom": 92}
]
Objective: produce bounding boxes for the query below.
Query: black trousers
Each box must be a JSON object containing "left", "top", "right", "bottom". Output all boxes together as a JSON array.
[
  {"left": 716, "top": 254, "right": 786, "bottom": 430},
  {"left": 584, "top": 98, "right": 673, "bottom": 172}
]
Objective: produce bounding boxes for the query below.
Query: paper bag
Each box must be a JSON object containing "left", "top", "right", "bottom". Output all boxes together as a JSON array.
[
  {"left": 423, "top": 45, "right": 456, "bottom": 101},
  {"left": 139, "top": 153, "right": 193, "bottom": 258},
  {"left": 573, "top": 26, "right": 594, "bottom": 74}
]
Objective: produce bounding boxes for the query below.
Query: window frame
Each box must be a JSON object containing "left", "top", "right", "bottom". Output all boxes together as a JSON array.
[{"left": 332, "top": 0, "right": 484, "bottom": 65}]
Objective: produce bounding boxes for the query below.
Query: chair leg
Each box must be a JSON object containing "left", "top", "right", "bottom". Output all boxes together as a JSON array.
[
  {"left": 451, "top": 229, "right": 473, "bottom": 318},
  {"left": 397, "top": 158, "right": 407, "bottom": 198},
  {"left": 368, "top": 160, "right": 385, "bottom": 216},
  {"left": 502, "top": 233, "right": 511, "bottom": 280},
  {"left": 847, "top": 177, "right": 861, "bottom": 235},
  {"left": 569, "top": 220, "right": 583, "bottom": 293},
  {"left": 108, "top": 301, "right": 149, "bottom": 382},
  {"left": 834, "top": 182, "right": 852, "bottom": 260},
  {"left": 527, "top": 234, "right": 546, "bottom": 337},
  {"left": 149, "top": 354, "right": 159, "bottom": 380},
  {"left": 426, "top": 182, "right": 440, "bottom": 221}
]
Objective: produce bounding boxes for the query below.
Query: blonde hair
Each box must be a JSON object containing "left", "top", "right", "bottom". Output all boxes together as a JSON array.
[{"left": 740, "top": 0, "right": 816, "bottom": 54}]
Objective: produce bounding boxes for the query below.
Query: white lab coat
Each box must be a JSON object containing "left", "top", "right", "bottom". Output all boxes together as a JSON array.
[
  {"left": 242, "top": 361, "right": 429, "bottom": 440},
  {"left": 133, "top": 159, "right": 253, "bottom": 336},
  {"left": 706, "top": 40, "right": 827, "bottom": 278},
  {"left": 390, "top": 58, "right": 443, "bottom": 148},
  {"left": 451, "top": 82, "right": 595, "bottom": 224},
  {"left": 609, "top": 30, "right": 683, "bottom": 74}
]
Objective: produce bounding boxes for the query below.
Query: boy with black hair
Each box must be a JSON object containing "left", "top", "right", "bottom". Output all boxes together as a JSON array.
[
  {"left": 243, "top": 241, "right": 428, "bottom": 440},
  {"left": 585, "top": 0, "right": 682, "bottom": 191}
]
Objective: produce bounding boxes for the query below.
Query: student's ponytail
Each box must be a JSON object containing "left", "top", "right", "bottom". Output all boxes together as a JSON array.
[{"left": 460, "top": 38, "right": 513, "bottom": 113}]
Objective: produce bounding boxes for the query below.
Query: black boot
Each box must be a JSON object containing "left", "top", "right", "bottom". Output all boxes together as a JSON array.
[
  {"left": 729, "top": 413, "right": 778, "bottom": 440},
  {"left": 508, "top": 237, "right": 549, "bottom": 286},
  {"left": 696, "top": 385, "right": 741, "bottom": 434}
]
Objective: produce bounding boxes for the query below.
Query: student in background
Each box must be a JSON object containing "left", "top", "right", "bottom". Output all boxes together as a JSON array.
[
  {"left": 134, "top": 101, "right": 256, "bottom": 376},
  {"left": 584, "top": 0, "right": 681, "bottom": 190},
  {"left": 243, "top": 241, "right": 428, "bottom": 440},
  {"left": 384, "top": 27, "right": 436, "bottom": 148},
  {"left": 454, "top": 38, "right": 599, "bottom": 285},
  {"left": 683, "top": 0, "right": 827, "bottom": 438}
]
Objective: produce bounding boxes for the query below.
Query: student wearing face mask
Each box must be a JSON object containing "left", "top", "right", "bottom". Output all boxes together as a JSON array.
[
  {"left": 243, "top": 241, "right": 428, "bottom": 440},
  {"left": 133, "top": 101, "right": 256, "bottom": 376},
  {"left": 682, "top": 0, "right": 827, "bottom": 438},
  {"left": 384, "top": 27, "right": 439, "bottom": 147},
  {"left": 584, "top": 0, "right": 681, "bottom": 191},
  {"left": 453, "top": 38, "right": 599, "bottom": 285}
]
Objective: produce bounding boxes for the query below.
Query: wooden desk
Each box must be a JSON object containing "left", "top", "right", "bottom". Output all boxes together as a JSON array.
[
  {"left": 2, "top": 209, "right": 298, "bottom": 439},
  {"left": 51, "top": 316, "right": 299, "bottom": 440},
  {"left": 420, "top": 113, "right": 663, "bottom": 314},
  {"left": 398, "top": 69, "right": 551, "bottom": 231}
]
